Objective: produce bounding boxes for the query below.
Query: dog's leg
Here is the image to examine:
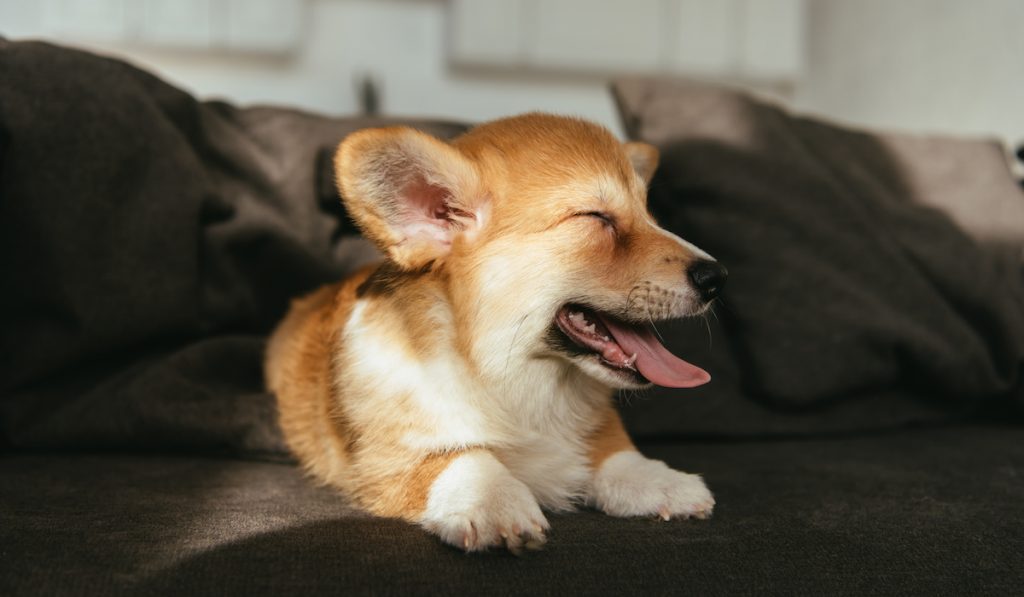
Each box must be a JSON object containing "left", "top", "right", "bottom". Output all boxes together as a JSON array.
[
  {"left": 586, "top": 407, "right": 715, "bottom": 520},
  {"left": 410, "top": 450, "right": 549, "bottom": 553}
]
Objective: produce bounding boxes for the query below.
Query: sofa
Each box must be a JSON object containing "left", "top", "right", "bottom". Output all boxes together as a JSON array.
[{"left": 2, "top": 40, "right": 1022, "bottom": 595}]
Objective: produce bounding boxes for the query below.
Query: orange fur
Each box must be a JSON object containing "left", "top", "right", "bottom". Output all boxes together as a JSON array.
[
  {"left": 350, "top": 448, "right": 473, "bottom": 518},
  {"left": 587, "top": 407, "right": 637, "bottom": 469}
]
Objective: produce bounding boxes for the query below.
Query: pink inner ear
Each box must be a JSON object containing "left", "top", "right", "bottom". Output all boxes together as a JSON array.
[
  {"left": 405, "top": 175, "right": 451, "bottom": 222},
  {"left": 395, "top": 175, "right": 460, "bottom": 247}
]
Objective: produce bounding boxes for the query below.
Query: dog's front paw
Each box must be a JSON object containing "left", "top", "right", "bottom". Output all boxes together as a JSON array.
[
  {"left": 419, "top": 452, "right": 549, "bottom": 553},
  {"left": 590, "top": 451, "right": 714, "bottom": 520}
]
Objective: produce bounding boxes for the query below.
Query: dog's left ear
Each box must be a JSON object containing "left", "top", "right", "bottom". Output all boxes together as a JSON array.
[
  {"left": 335, "top": 127, "right": 484, "bottom": 270},
  {"left": 624, "top": 142, "right": 659, "bottom": 185}
]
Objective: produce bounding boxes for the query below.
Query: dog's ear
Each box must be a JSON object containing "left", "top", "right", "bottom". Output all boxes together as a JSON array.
[
  {"left": 624, "top": 142, "right": 659, "bottom": 185},
  {"left": 335, "top": 127, "right": 484, "bottom": 270}
]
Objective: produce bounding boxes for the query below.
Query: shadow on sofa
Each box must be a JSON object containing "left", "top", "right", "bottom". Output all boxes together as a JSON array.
[{"left": 4, "top": 426, "right": 1020, "bottom": 595}]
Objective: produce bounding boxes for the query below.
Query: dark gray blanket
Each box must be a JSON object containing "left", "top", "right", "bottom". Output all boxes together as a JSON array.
[
  {"left": 1, "top": 42, "right": 1021, "bottom": 456},
  {"left": 0, "top": 41, "right": 463, "bottom": 455},
  {"left": 613, "top": 78, "right": 1024, "bottom": 437}
]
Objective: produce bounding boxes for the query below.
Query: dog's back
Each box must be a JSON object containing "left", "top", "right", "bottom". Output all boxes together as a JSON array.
[{"left": 266, "top": 266, "right": 373, "bottom": 489}]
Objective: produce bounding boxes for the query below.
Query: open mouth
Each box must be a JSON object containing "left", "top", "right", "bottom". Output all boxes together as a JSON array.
[{"left": 553, "top": 304, "right": 710, "bottom": 388}]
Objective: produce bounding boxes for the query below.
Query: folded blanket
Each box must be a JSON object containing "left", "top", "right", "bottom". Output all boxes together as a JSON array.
[{"left": 613, "top": 78, "right": 1024, "bottom": 437}]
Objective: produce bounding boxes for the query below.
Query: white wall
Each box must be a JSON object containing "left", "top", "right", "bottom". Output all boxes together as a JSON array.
[
  {"left": 797, "top": 0, "right": 1024, "bottom": 144},
  {"left": 2, "top": 0, "right": 1023, "bottom": 145},
  {"left": 0, "top": 0, "right": 625, "bottom": 134}
]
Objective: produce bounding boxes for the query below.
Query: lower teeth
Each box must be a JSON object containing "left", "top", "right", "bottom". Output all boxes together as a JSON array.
[{"left": 603, "top": 353, "right": 638, "bottom": 370}]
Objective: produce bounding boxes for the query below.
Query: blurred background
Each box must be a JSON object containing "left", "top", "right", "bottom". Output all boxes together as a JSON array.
[{"left": 1, "top": 0, "right": 1022, "bottom": 145}]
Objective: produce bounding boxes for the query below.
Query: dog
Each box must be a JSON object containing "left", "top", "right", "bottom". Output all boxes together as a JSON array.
[{"left": 265, "top": 113, "right": 727, "bottom": 552}]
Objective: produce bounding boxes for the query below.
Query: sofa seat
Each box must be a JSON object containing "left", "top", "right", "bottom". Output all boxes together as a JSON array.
[{"left": 4, "top": 424, "right": 1021, "bottom": 595}]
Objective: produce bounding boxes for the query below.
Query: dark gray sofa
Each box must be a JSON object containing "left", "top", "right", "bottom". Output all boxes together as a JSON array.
[
  {"left": 6, "top": 426, "right": 1023, "bottom": 595},
  {"left": 2, "top": 41, "right": 1022, "bottom": 595}
]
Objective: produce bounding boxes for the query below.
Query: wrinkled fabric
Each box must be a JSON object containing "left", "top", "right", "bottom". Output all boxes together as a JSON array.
[
  {"left": 0, "top": 40, "right": 465, "bottom": 454},
  {"left": 612, "top": 78, "right": 1024, "bottom": 438}
]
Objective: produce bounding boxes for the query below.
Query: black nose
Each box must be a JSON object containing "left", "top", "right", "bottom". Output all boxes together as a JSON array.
[{"left": 688, "top": 260, "right": 728, "bottom": 301}]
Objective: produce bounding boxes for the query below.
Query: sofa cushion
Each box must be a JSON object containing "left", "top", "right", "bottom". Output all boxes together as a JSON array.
[
  {"left": 0, "top": 40, "right": 466, "bottom": 455},
  {"left": 611, "top": 78, "right": 1024, "bottom": 438},
  {"left": 2, "top": 424, "right": 1022, "bottom": 594}
]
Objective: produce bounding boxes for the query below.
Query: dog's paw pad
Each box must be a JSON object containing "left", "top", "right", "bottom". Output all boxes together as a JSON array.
[{"left": 591, "top": 451, "right": 715, "bottom": 520}]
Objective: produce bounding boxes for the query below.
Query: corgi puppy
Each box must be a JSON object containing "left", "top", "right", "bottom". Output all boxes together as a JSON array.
[{"left": 265, "top": 113, "right": 727, "bottom": 552}]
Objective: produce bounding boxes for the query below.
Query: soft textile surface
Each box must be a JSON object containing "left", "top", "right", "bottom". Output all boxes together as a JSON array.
[
  {"left": 3, "top": 40, "right": 1023, "bottom": 457},
  {"left": 0, "top": 40, "right": 465, "bottom": 454},
  {"left": 2, "top": 426, "right": 1022, "bottom": 595},
  {"left": 612, "top": 78, "right": 1024, "bottom": 438}
]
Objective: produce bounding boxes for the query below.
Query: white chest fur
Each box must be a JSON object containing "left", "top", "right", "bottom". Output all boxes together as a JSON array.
[
  {"left": 339, "top": 299, "right": 599, "bottom": 512},
  {"left": 495, "top": 433, "right": 592, "bottom": 512}
]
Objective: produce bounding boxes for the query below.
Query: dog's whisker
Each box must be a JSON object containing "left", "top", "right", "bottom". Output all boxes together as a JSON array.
[
  {"left": 702, "top": 311, "right": 714, "bottom": 350},
  {"left": 643, "top": 286, "right": 668, "bottom": 344},
  {"left": 503, "top": 311, "right": 533, "bottom": 382},
  {"left": 616, "top": 390, "right": 633, "bottom": 407},
  {"left": 715, "top": 297, "right": 737, "bottom": 316},
  {"left": 649, "top": 318, "right": 666, "bottom": 344},
  {"left": 626, "top": 285, "right": 639, "bottom": 312}
]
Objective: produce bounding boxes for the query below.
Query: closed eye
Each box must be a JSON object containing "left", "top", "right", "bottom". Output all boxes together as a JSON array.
[{"left": 577, "top": 211, "right": 616, "bottom": 228}]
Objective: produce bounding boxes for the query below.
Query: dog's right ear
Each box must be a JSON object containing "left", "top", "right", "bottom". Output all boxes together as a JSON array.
[
  {"left": 334, "top": 127, "right": 484, "bottom": 270},
  {"left": 624, "top": 142, "right": 659, "bottom": 185}
]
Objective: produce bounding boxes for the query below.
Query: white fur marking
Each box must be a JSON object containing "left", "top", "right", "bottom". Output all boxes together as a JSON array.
[
  {"left": 340, "top": 301, "right": 491, "bottom": 451},
  {"left": 421, "top": 452, "right": 550, "bottom": 552},
  {"left": 590, "top": 451, "right": 715, "bottom": 519},
  {"left": 496, "top": 435, "right": 592, "bottom": 513}
]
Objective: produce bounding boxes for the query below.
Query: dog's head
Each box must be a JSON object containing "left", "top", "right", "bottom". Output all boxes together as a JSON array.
[{"left": 335, "top": 114, "right": 726, "bottom": 390}]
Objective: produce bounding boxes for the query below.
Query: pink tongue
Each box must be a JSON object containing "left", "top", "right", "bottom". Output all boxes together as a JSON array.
[{"left": 599, "top": 317, "right": 710, "bottom": 388}]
